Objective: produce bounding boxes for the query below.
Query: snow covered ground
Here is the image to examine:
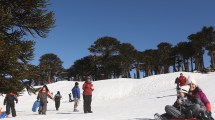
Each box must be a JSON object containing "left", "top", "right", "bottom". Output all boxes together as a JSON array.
[{"left": 0, "top": 72, "right": 215, "bottom": 120}]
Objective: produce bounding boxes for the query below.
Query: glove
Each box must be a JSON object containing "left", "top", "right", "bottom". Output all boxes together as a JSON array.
[{"left": 177, "top": 98, "right": 183, "bottom": 105}]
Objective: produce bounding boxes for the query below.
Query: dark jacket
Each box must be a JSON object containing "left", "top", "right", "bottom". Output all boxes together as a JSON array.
[
  {"left": 4, "top": 92, "right": 18, "bottom": 105},
  {"left": 54, "top": 92, "right": 62, "bottom": 102}
]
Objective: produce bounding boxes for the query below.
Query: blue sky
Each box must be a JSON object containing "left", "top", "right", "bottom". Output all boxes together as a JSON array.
[{"left": 30, "top": 0, "right": 215, "bottom": 69}]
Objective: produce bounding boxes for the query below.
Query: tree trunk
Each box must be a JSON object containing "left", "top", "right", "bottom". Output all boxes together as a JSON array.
[
  {"left": 47, "top": 73, "right": 51, "bottom": 84},
  {"left": 210, "top": 51, "right": 215, "bottom": 68},
  {"left": 136, "top": 68, "right": 140, "bottom": 79},
  {"left": 191, "top": 57, "right": 194, "bottom": 72}
]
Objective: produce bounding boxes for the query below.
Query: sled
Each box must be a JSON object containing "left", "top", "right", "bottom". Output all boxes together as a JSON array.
[
  {"left": 172, "top": 118, "right": 197, "bottom": 120},
  {"left": 154, "top": 113, "right": 197, "bottom": 120},
  {"left": 32, "top": 100, "right": 41, "bottom": 112},
  {"left": 0, "top": 112, "right": 7, "bottom": 119}
]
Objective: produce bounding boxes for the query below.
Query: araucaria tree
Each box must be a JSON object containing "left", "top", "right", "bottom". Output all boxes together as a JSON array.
[
  {"left": 88, "top": 36, "right": 121, "bottom": 79},
  {"left": 38, "top": 53, "right": 63, "bottom": 84},
  {"left": 0, "top": 0, "right": 55, "bottom": 94}
]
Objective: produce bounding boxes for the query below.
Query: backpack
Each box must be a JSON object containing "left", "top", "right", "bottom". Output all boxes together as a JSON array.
[{"left": 175, "top": 78, "right": 179, "bottom": 84}]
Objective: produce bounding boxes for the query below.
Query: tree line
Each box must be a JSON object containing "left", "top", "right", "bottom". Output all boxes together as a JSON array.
[{"left": 67, "top": 26, "right": 215, "bottom": 81}]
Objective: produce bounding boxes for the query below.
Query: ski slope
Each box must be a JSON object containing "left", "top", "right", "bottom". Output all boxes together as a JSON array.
[{"left": 0, "top": 72, "right": 214, "bottom": 120}]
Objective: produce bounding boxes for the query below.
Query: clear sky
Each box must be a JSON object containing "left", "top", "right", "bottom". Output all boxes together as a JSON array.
[{"left": 29, "top": 0, "right": 215, "bottom": 69}]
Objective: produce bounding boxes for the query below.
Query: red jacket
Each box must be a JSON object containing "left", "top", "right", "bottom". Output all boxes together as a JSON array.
[
  {"left": 82, "top": 81, "right": 94, "bottom": 95},
  {"left": 178, "top": 76, "right": 186, "bottom": 86}
]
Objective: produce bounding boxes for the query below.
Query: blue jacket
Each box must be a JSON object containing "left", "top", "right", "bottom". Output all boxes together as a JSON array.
[{"left": 72, "top": 86, "right": 80, "bottom": 99}]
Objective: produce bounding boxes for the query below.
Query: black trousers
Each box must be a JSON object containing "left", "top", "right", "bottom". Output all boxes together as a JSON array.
[
  {"left": 83, "top": 95, "right": 92, "bottom": 113},
  {"left": 6, "top": 101, "right": 16, "bottom": 117},
  {"left": 55, "top": 101, "right": 60, "bottom": 110}
]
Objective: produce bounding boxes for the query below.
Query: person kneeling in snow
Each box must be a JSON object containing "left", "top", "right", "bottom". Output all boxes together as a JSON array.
[{"left": 160, "top": 85, "right": 206, "bottom": 120}]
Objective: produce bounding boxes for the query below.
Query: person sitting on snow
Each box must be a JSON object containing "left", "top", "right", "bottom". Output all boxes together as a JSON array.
[
  {"left": 160, "top": 85, "right": 205, "bottom": 119},
  {"left": 186, "top": 75, "right": 214, "bottom": 120}
]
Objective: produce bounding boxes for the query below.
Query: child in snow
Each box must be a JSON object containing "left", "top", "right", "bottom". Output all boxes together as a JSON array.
[
  {"left": 37, "top": 85, "right": 54, "bottom": 115},
  {"left": 72, "top": 82, "right": 80, "bottom": 112},
  {"left": 161, "top": 85, "right": 205, "bottom": 119},
  {"left": 54, "top": 91, "right": 62, "bottom": 110},
  {"left": 3, "top": 92, "right": 18, "bottom": 117}
]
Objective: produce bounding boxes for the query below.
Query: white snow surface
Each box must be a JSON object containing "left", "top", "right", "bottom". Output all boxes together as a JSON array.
[{"left": 0, "top": 72, "right": 215, "bottom": 120}]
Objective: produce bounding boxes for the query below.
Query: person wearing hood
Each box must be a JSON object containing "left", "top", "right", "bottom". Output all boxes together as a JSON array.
[
  {"left": 82, "top": 76, "right": 94, "bottom": 113},
  {"left": 72, "top": 82, "right": 80, "bottom": 112},
  {"left": 54, "top": 91, "right": 62, "bottom": 111}
]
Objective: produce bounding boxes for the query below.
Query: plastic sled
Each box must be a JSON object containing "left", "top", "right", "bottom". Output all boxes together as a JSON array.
[{"left": 32, "top": 100, "right": 41, "bottom": 112}]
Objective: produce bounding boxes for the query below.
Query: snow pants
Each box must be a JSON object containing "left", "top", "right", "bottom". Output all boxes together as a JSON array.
[
  {"left": 165, "top": 104, "right": 201, "bottom": 118},
  {"left": 38, "top": 101, "right": 47, "bottom": 114},
  {"left": 83, "top": 95, "right": 92, "bottom": 113},
  {"left": 6, "top": 101, "right": 16, "bottom": 117}
]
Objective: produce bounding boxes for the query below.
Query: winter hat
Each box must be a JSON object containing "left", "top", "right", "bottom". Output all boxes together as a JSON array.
[
  {"left": 179, "top": 85, "right": 190, "bottom": 93},
  {"left": 187, "top": 75, "right": 197, "bottom": 86},
  {"left": 86, "top": 76, "right": 91, "bottom": 81},
  {"left": 75, "top": 82, "right": 79, "bottom": 86}
]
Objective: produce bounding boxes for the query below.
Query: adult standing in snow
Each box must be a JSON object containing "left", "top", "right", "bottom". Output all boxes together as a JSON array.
[
  {"left": 37, "top": 85, "right": 54, "bottom": 115},
  {"left": 176, "top": 73, "right": 187, "bottom": 87},
  {"left": 187, "top": 76, "right": 212, "bottom": 116},
  {"left": 82, "top": 76, "right": 94, "bottom": 113},
  {"left": 3, "top": 92, "right": 18, "bottom": 117},
  {"left": 72, "top": 82, "right": 80, "bottom": 112},
  {"left": 54, "top": 91, "right": 62, "bottom": 111}
]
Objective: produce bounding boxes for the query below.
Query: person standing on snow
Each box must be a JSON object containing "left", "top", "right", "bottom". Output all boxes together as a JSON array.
[
  {"left": 3, "top": 92, "right": 18, "bottom": 117},
  {"left": 177, "top": 73, "right": 187, "bottom": 87},
  {"left": 54, "top": 91, "right": 62, "bottom": 111},
  {"left": 82, "top": 76, "right": 94, "bottom": 113},
  {"left": 186, "top": 76, "right": 213, "bottom": 118},
  {"left": 72, "top": 82, "right": 80, "bottom": 112},
  {"left": 37, "top": 85, "right": 54, "bottom": 115}
]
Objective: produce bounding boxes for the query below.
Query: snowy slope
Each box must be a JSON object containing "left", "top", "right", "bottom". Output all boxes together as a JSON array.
[{"left": 0, "top": 72, "right": 214, "bottom": 120}]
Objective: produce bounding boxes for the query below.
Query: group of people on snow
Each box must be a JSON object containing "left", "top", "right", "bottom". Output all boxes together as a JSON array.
[
  {"left": 1, "top": 73, "right": 213, "bottom": 119},
  {"left": 158, "top": 73, "right": 214, "bottom": 120},
  {"left": 0, "top": 76, "right": 94, "bottom": 118}
]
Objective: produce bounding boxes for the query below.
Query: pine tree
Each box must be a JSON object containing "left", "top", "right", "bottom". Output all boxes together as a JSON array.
[{"left": 0, "top": 0, "right": 55, "bottom": 95}]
